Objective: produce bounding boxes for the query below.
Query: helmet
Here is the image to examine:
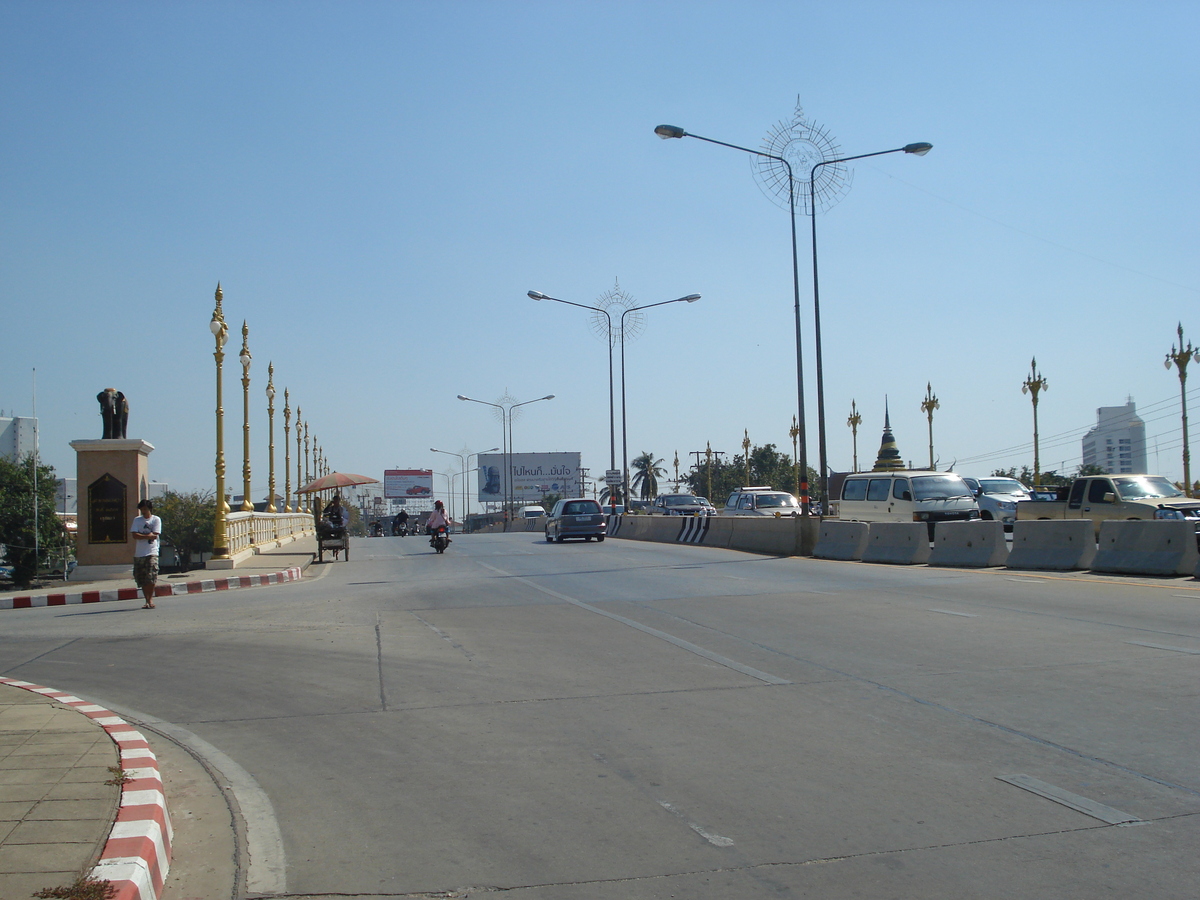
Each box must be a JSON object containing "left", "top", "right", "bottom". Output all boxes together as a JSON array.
[{"left": 434, "top": 500, "right": 444, "bottom": 509}]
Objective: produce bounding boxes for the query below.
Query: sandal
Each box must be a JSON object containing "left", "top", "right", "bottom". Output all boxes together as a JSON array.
[{"left": 142, "top": 603, "right": 156, "bottom": 609}]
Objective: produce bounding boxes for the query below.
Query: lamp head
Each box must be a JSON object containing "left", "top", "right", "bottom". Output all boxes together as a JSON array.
[
  {"left": 543, "top": 394, "right": 555, "bottom": 400},
  {"left": 456, "top": 394, "right": 469, "bottom": 401},
  {"left": 655, "top": 124, "right": 686, "bottom": 139},
  {"left": 528, "top": 290, "right": 547, "bottom": 300},
  {"left": 903, "top": 142, "right": 933, "bottom": 156},
  {"left": 680, "top": 294, "right": 701, "bottom": 303}
]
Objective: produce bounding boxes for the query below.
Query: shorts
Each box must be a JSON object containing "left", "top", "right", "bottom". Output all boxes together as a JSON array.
[{"left": 133, "top": 555, "right": 159, "bottom": 589}]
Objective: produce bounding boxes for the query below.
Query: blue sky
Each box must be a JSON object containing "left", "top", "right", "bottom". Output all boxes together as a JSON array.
[{"left": 3, "top": 1, "right": 1197, "bottom": 501}]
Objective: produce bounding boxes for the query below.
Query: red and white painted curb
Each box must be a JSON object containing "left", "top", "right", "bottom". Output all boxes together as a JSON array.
[
  {"left": 0, "top": 677, "right": 171, "bottom": 900},
  {"left": 0, "top": 566, "right": 304, "bottom": 610}
]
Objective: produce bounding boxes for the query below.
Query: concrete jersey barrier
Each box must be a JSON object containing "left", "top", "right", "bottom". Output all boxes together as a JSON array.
[
  {"left": 1091, "top": 520, "right": 1199, "bottom": 576},
  {"left": 929, "top": 521, "right": 1009, "bottom": 568},
  {"left": 813, "top": 521, "right": 869, "bottom": 561},
  {"left": 860, "top": 522, "right": 931, "bottom": 565},
  {"left": 1006, "top": 520, "right": 1096, "bottom": 570},
  {"left": 727, "top": 516, "right": 801, "bottom": 555}
]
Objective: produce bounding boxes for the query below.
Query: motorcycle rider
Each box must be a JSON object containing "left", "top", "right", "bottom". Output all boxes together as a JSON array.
[
  {"left": 393, "top": 508, "right": 410, "bottom": 535},
  {"left": 426, "top": 499, "right": 451, "bottom": 546}
]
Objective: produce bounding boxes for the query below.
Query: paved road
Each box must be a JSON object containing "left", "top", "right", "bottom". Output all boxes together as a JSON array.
[{"left": 2, "top": 533, "right": 1198, "bottom": 898}]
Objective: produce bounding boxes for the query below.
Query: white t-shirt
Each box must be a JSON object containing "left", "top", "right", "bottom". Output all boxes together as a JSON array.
[{"left": 131, "top": 514, "right": 161, "bottom": 558}]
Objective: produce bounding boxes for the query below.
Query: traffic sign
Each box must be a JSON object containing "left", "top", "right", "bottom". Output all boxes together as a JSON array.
[{"left": 605, "top": 469, "right": 622, "bottom": 485}]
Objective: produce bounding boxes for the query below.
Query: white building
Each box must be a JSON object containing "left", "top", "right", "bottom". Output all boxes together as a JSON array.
[
  {"left": 1081, "top": 400, "right": 1146, "bottom": 474},
  {"left": 0, "top": 415, "right": 37, "bottom": 463}
]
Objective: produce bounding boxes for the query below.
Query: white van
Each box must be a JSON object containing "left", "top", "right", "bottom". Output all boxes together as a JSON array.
[{"left": 831, "top": 471, "right": 979, "bottom": 535}]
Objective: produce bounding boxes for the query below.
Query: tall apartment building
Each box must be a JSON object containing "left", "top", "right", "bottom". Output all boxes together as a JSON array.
[
  {"left": 0, "top": 415, "right": 37, "bottom": 463},
  {"left": 1081, "top": 400, "right": 1146, "bottom": 474}
]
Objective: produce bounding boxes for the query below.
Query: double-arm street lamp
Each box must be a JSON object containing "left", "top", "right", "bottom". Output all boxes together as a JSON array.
[
  {"left": 458, "top": 395, "right": 554, "bottom": 514},
  {"left": 654, "top": 124, "right": 811, "bottom": 514},
  {"left": 619, "top": 295, "right": 700, "bottom": 504},
  {"left": 809, "top": 141, "right": 932, "bottom": 503},
  {"left": 432, "top": 446, "right": 500, "bottom": 530},
  {"left": 528, "top": 290, "right": 618, "bottom": 506}
]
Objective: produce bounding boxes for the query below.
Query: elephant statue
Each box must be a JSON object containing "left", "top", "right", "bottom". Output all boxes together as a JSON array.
[{"left": 97, "top": 388, "right": 129, "bottom": 439}]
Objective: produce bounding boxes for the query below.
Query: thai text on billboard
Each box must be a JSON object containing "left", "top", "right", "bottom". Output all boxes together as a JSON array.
[
  {"left": 384, "top": 469, "right": 434, "bottom": 500},
  {"left": 476, "top": 452, "right": 582, "bottom": 503}
]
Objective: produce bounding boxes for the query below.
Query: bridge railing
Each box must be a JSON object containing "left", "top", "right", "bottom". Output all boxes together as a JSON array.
[{"left": 216, "top": 511, "right": 316, "bottom": 567}]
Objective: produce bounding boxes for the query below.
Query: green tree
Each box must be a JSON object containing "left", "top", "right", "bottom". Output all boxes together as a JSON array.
[
  {"left": 630, "top": 452, "right": 666, "bottom": 500},
  {"left": 0, "top": 455, "right": 67, "bottom": 588},
  {"left": 683, "top": 444, "right": 821, "bottom": 506},
  {"left": 155, "top": 490, "right": 217, "bottom": 572}
]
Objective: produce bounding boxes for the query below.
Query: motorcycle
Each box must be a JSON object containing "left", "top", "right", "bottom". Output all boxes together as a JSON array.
[
  {"left": 393, "top": 521, "right": 408, "bottom": 537},
  {"left": 431, "top": 525, "right": 449, "bottom": 553}
]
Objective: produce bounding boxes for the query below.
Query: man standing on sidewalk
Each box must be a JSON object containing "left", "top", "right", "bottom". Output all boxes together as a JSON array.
[{"left": 131, "top": 499, "right": 161, "bottom": 609}]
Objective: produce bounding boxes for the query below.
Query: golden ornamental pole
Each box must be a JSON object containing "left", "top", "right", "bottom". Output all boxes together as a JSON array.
[
  {"left": 920, "top": 383, "right": 940, "bottom": 470},
  {"left": 209, "top": 284, "right": 231, "bottom": 559},
  {"left": 265, "top": 362, "right": 277, "bottom": 513},
  {"left": 673, "top": 451, "right": 680, "bottom": 492},
  {"left": 296, "top": 411, "right": 305, "bottom": 513},
  {"left": 303, "top": 422, "right": 311, "bottom": 506},
  {"left": 847, "top": 400, "right": 862, "bottom": 474},
  {"left": 742, "top": 429, "right": 751, "bottom": 486},
  {"left": 282, "top": 388, "right": 292, "bottom": 512},
  {"left": 238, "top": 322, "right": 254, "bottom": 511},
  {"left": 1021, "top": 358, "right": 1048, "bottom": 487},
  {"left": 789, "top": 415, "right": 800, "bottom": 496},
  {"left": 705, "top": 441, "right": 713, "bottom": 500},
  {"left": 1165, "top": 323, "right": 1200, "bottom": 497}
]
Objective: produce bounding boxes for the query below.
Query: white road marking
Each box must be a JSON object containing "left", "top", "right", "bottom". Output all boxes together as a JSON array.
[
  {"left": 1125, "top": 640, "right": 1200, "bottom": 655},
  {"left": 997, "top": 774, "right": 1140, "bottom": 824},
  {"left": 657, "top": 800, "right": 734, "bottom": 847},
  {"left": 477, "top": 562, "right": 791, "bottom": 685},
  {"left": 927, "top": 609, "right": 978, "bottom": 618}
]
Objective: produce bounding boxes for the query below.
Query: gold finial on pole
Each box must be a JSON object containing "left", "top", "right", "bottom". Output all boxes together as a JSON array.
[
  {"left": 209, "top": 284, "right": 231, "bottom": 558},
  {"left": 705, "top": 441, "right": 713, "bottom": 501},
  {"left": 239, "top": 321, "right": 254, "bottom": 511},
  {"left": 742, "top": 429, "right": 751, "bottom": 486},
  {"left": 1021, "top": 358, "right": 1048, "bottom": 487},
  {"left": 265, "top": 362, "right": 277, "bottom": 513},
  {"left": 920, "top": 383, "right": 940, "bottom": 470},
  {"left": 1165, "top": 323, "right": 1200, "bottom": 496},
  {"left": 789, "top": 415, "right": 801, "bottom": 496},
  {"left": 282, "top": 388, "right": 292, "bottom": 512},
  {"left": 847, "top": 400, "right": 862, "bottom": 473}
]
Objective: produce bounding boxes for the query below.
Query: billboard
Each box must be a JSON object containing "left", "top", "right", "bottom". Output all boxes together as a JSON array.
[
  {"left": 476, "top": 452, "right": 582, "bottom": 504},
  {"left": 384, "top": 469, "right": 434, "bottom": 500}
]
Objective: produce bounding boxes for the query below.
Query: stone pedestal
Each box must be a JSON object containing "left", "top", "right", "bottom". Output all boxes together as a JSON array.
[{"left": 70, "top": 439, "right": 154, "bottom": 581}]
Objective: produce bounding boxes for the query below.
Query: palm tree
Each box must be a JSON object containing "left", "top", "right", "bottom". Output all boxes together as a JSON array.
[{"left": 630, "top": 452, "right": 666, "bottom": 500}]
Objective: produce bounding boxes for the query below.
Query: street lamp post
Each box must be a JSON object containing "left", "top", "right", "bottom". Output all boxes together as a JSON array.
[
  {"left": 465, "top": 448, "right": 499, "bottom": 528},
  {"left": 295, "top": 410, "right": 305, "bottom": 514},
  {"left": 1165, "top": 323, "right": 1200, "bottom": 496},
  {"left": 655, "top": 124, "right": 812, "bottom": 515},
  {"left": 847, "top": 400, "right": 862, "bottom": 473},
  {"left": 266, "top": 363, "right": 277, "bottom": 513},
  {"left": 283, "top": 389, "right": 292, "bottom": 513},
  {"left": 809, "top": 142, "right": 932, "bottom": 502},
  {"left": 1021, "top": 358, "right": 1049, "bottom": 487},
  {"left": 920, "top": 382, "right": 939, "bottom": 470},
  {"left": 458, "top": 396, "right": 553, "bottom": 515},
  {"left": 209, "top": 284, "right": 231, "bottom": 559},
  {"left": 528, "top": 290, "right": 619, "bottom": 509},
  {"left": 238, "top": 322, "right": 253, "bottom": 511},
  {"left": 617, "top": 294, "right": 700, "bottom": 506}
]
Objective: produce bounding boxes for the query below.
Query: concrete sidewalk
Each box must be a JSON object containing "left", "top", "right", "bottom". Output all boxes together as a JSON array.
[
  {"left": 1, "top": 536, "right": 318, "bottom": 610},
  {"left": 0, "top": 538, "right": 319, "bottom": 898}
]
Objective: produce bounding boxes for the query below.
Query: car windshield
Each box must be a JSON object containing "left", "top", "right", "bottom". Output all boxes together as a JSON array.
[
  {"left": 911, "top": 475, "right": 974, "bottom": 501},
  {"left": 754, "top": 493, "right": 798, "bottom": 509},
  {"left": 978, "top": 478, "right": 1030, "bottom": 496},
  {"left": 1113, "top": 476, "right": 1183, "bottom": 500},
  {"left": 664, "top": 496, "right": 706, "bottom": 507}
]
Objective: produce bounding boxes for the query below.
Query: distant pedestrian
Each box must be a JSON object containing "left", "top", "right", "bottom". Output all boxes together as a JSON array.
[{"left": 131, "top": 498, "right": 161, "bottom": 608}]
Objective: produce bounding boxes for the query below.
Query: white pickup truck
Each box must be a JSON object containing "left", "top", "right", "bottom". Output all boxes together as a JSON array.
[{"left": 1015, "top": 474, "right": 1200, "bottom": 535}]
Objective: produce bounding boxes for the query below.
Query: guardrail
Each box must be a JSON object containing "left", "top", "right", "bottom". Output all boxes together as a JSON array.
[{"left": 214, "top": 511, "right": 316, "bottom": 567}]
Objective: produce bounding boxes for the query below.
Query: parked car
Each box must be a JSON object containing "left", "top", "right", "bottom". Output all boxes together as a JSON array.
[
  {"left": 1016, "top": 474, "right": 1200, "bottom": 536},
  {"left": 962, "top": 476, "right": 1033, "bottom": 530},
  {"left": 721, "top": 486, "right": 802, "bottom": 516},
  {"left": 518, "top": 505, "right": 547, "bottom": 519},
  {"left": 649, "top": 494, "right": 717, "bottom": 516},
  {"left": 545, "top": 498, "right": 608, "bottom": 542},
  {"left": 832, "top": 470, "right": 979, "bottom": 538}
]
